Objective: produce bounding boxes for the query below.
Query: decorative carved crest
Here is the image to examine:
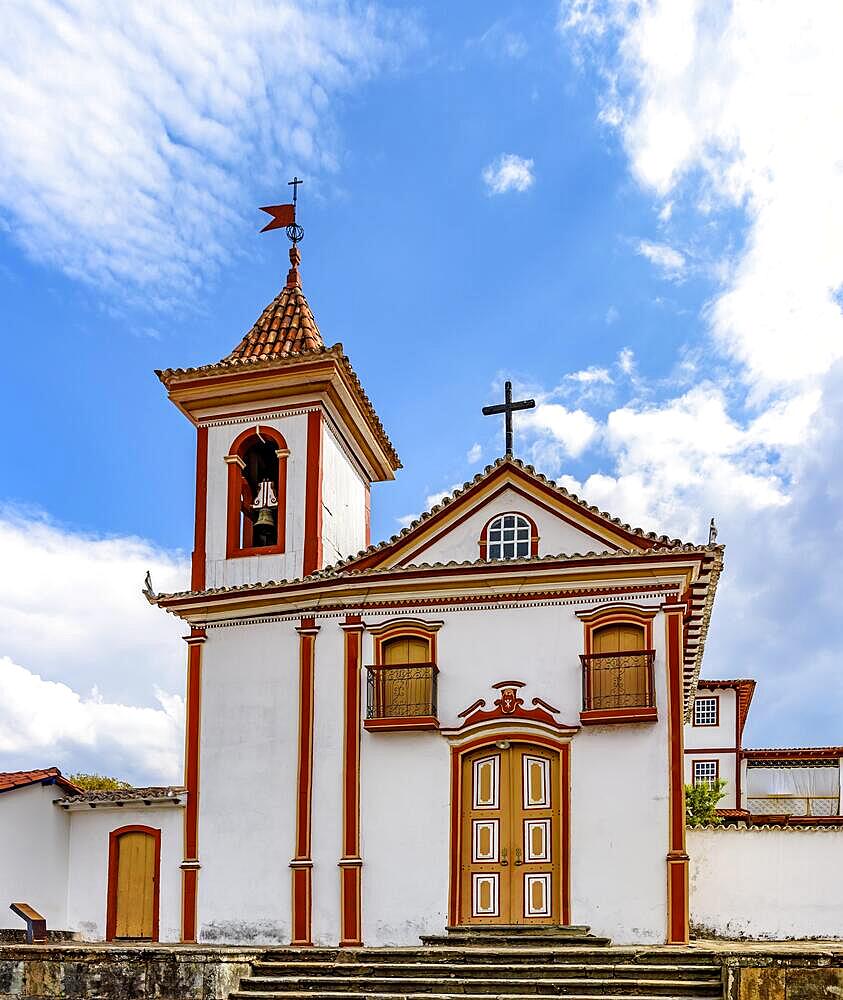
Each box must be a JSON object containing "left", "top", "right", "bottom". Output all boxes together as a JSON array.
[{"left": 449, "top": 681, "right": 578, "bottom": 734}]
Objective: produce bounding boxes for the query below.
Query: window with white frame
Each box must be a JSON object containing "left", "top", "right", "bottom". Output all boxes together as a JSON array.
[
  {"left": 693, "top": 760, "right": 719, "bottom": 787},
  {"left": 486, "top": 514, "right": 531, "bottom": 560},
  {"left": 693, "top": 696, "right": 718, "bottom": 726}
]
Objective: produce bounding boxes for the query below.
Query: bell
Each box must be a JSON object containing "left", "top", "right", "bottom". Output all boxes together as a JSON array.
[{"left": 254, "top": 505, "right": 276, "bottom": 529}]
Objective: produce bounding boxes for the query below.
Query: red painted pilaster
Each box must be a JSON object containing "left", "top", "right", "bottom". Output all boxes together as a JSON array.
[
  {"left": 663, "top": 602, "right": 690, "bottom": 945},
  {"left": 181, "top": 627, "right": 205, "bottom": 942},
  {"left": 291, "top": 618, "right": 319, "bottom": 945},
  {"left": 303, "top": 410, "right": 323, "bottom": 576},
  {"left": 339, "top": 615, "right": 364, "bottom": 945}
]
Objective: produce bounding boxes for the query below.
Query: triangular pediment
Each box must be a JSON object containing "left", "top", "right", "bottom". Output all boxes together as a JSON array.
[{"left": 334, "top": 458, "right": 680, "bottom": 574}]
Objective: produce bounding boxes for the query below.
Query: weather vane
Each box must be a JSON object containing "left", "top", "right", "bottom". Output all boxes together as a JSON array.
[{"left": 259, "top": 176, "right": 305, "bottom": 245}]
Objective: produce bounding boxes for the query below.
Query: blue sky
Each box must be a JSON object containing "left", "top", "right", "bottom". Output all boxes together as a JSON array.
[{"left": 1, "top": 1, "right": 842, "bottom": 783}]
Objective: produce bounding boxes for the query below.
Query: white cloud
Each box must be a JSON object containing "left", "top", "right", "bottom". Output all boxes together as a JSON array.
[
  {"left": 636, "top": 239, "right": 685, "bottom": 278},
  {"left": 520, "top": 403, "right": 600, "bottom": 462},
  {"left": 564, "top": 0, "right": 843, "bottom": 390},
  {"left": 566, "top": 367, "right": 612, "bottom": 385},
  {"left": 396, "top": 513, "right": 418, "bottom": 529},
  {"left": 605, "top": 305, "right": 619, "bottom": 324},
  {"left": 0, "top": 658, "right": 183, "bottom": 784},
  {"left": 617, "top": 346, "right": 635, "bottom": 375},
  {"left": 0, "top": 509, "right": 188, "bottom": 783},
  {"left": 467, "top": 443, "right": 483, "bottom": 463},
  {"left": 426, "top": 483, "right": 464, "bottom": 508},
  {"left": 482, "top": 154, "right": 535, "bottom": 195},
  {"left": 0, "top": 1, "right": 415, "bottom": 301}
]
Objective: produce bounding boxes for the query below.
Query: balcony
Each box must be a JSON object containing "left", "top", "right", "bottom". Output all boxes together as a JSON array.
[
  {"left": 364, "top": 663, "right": 439, "bottom": 732},
  {"left": 579, "top": 650, "right": 658, "bottom": 725}
]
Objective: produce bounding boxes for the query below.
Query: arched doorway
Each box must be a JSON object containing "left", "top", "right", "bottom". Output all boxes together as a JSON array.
[
  {"left": 106, "top": 826, "right": 160, "bottom": 941},
  {"left": 455, "top": 740, "right": 565, "bottom": 925}
]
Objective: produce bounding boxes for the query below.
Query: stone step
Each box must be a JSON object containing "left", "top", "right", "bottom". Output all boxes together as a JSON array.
[
  {"left": 421, "top": 936, "right": 613, "bottom": 949},
  {"left": 251, "top": 962, "right": 721, "bottom": 982},
  {"left": 238, "top": 975, "right": 722, "bottom": 996},
  {"left": 255, "top": 949, "right": 720, "bottom": 968}
]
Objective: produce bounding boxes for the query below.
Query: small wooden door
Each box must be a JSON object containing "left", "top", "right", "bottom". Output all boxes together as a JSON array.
[
  {"left": 108, "top": 827, "right": 159, "bottom": 940},
  {"left": 591, "top": 623, "right": 647, "bottom": 710},
  {"left": 460, "top": 743, "right": 560, "bottom": 924},
  {"left": 379, "top": 636, "right": 431, "bottom": 716}
]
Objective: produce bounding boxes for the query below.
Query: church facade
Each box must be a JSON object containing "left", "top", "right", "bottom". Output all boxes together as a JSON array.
[{"left": 149, "top": 243, "right": 722, "bottom": 947}]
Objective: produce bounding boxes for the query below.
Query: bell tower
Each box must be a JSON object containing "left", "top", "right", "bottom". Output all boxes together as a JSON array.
[{"left": 156, "top": 212, "right": 400, "bottom": 592}]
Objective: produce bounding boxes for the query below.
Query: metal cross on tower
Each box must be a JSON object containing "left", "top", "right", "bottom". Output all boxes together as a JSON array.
[{"left": 482, "top": 380, "right": 536, "bottom": 457}]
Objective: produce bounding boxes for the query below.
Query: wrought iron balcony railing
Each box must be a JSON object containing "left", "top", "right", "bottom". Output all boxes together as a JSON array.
[
  {"left": 580, "top": 650, "right": 656, "bottom": 713},
  {"left": 365, "top": 663, "right": 438, "bottom": 728}
]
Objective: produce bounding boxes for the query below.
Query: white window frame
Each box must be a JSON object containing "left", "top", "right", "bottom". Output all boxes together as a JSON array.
[
  {"left": 693, "top": 760, "right": 719, "bottom": 787},
  {"left": 693, "top": 696, "right": 719, "bottom": 727},
  {"left": 486, "top": 513, "right": 531, "bottom": 561}
]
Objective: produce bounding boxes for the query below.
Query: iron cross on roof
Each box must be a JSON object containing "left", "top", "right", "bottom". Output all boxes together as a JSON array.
[{"left": 482, "top": 380, "right": 536, "bottom": 457}]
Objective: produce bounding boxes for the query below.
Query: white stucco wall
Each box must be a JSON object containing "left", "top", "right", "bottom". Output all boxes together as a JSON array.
[
  {"left": 197, "top": 622, "right": 300, "bottom": 943},
  {"left": 0, "top": 783, "right": 69, "bottom": 930},
  {"left": 356, "top": 602, "right": 671, "bottom": 946},
  {"left": 684, "top": 752, "right": 738, "bottom": 809},
  {"left": 320, "top": 421, "right": 368, "bottom": 567},
  {"left": 310, "top": 621, "right": 345, "bottom": 945},
  {"left": 688, "top": 826, "right": 843, "bottom": 939},
  {"left": 205, "top": 413, "right": 309, "bottom": 589},
  {"left": 408, "top": 487, "right": 614, "bottom": 566},
  {"left": 685, "top": 688, "right": 736, "bottom": 750},
  {"left": 65, "top": 805, "right": 183, "bottom": 941}
]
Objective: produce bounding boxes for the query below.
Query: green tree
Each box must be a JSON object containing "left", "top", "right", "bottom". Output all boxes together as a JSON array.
[
  {"left": 685, "top": 778, "right": 726, "bottom": 827},
  {"left": 68, "top": 773, "right": 132, "bottom": 791}
]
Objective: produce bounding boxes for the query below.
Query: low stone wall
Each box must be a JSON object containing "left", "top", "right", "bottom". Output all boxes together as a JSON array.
[
  {"left": 719, "top": 948, "right": 843, "bottom": 1000},
  {"left": 689, "top": 825, "right": 843, "bottom": 940},
  {"left": 0, "top": 944, "right": 259, "bottom": 1000}
]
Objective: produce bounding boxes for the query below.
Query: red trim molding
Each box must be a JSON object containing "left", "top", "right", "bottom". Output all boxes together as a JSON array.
[
  {"left": 106, "top": 825, "right": 161, "bottom": 942},
  {"left": 181, "top": 627, "right": 205, "bottom": 943},
  {"left": 339, "top": 615, "right": 364, "bottom": 945},
  {"left": 580, "top": 706, "right": 658, "bottom": 726},
  {"left": 478, "top": 510, "right": 540, "bottom": 561},
  {"left": 225, "top": 424, "right": 288, "bottom": 559},
  {"left": 303, "top": 410, "right": 323, "bottom": 576},
  {"left": 664, "top": 605, "right": 689, "bottom": 945},
  {"left": 191, "top": 426, "right": 208, "bottom": 591},
  {"left": 291, "top": 617, "right": 319, "bottom": 945},
  {"left": 446, "top": 733, "right": 571, "bottom": 927}
]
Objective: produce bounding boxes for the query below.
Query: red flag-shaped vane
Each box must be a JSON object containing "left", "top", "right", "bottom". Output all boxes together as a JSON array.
[{"left": 259, "top": 204, "right": 296, "bottom": 233}]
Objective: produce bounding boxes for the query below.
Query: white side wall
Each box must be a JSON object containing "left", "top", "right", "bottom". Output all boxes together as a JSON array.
[
  {"left": 197, "top": 622, "right": 300, "bottom": 943},
  {"left": 205, "top": 413, "right": 309, "bottom": 589},
  {"left": 320, "top": 421, "right": 368, "bottom": 567},
  {"left": 685, "top": 688, "right": 737, "bottom": 749},
  {"left": 684, "top": 752, "right": 739, "bottom": 809},
  {"left": 408, "top": 487, "right": 612, "bottom": 566},
  {"left": 684, "top": 688, "right": 738, "bottom": 808},
  {"left": 689, "top": 826, "right": 843, "bottom": 939},
  {"left": 65, "top": 806, "right": 183, "bottom": 941},
  {"left": 0, "top": 784, "right": 69, "bottom": 930}
]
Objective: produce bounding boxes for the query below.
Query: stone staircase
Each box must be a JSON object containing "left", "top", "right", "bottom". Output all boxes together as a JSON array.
[{"left": 229, "top": 927, "right": 724, "bottom": 1000}]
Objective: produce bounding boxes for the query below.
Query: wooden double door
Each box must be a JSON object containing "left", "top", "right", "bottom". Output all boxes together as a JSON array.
[{"left": 460, "top": 742, "right": 560, "bottom": 924}]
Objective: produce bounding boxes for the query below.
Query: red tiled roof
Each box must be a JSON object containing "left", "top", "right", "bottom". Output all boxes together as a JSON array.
[
  {"left": 223, "top": 246, "right": 324, "bottom": 362},
  {"left": 0, "top": 768, "right": 81, "bottom": 795},
  {"left": 224, "top": 285, "right": 324, "bottom": 361},
  {"left": 743, "top": 746, "right": 843, "bottom": 760}
]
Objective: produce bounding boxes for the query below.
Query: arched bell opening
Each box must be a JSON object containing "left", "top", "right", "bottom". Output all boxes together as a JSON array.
[{"left": 226, "top": 425, "right": 288, "bottom": 558}]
